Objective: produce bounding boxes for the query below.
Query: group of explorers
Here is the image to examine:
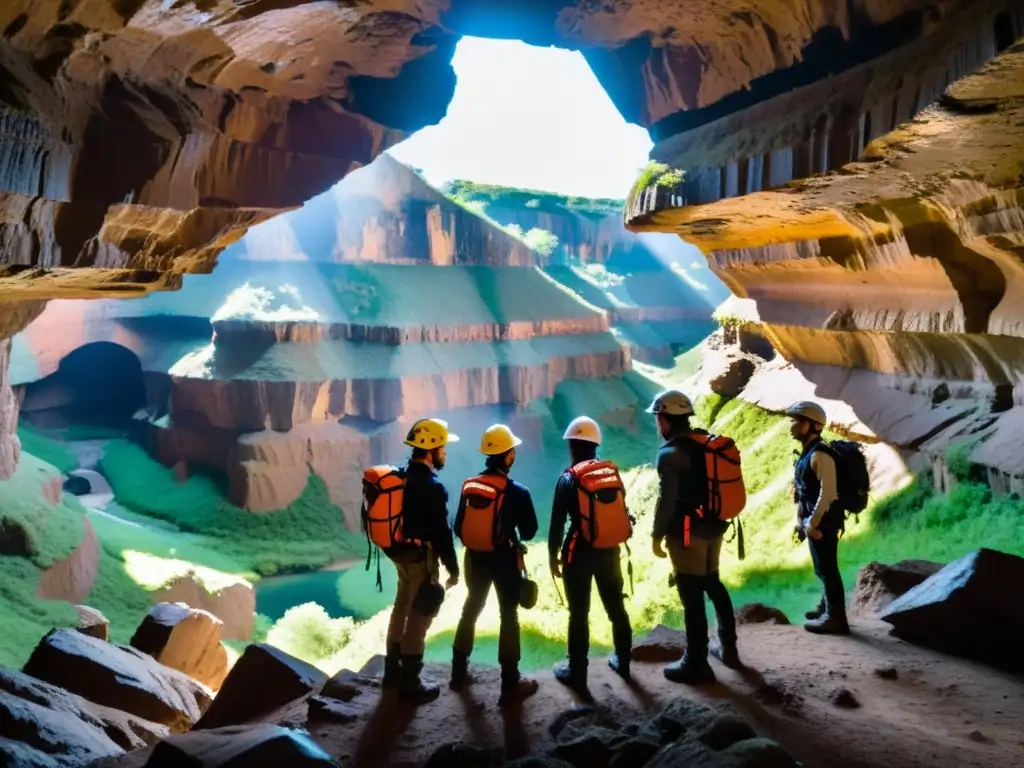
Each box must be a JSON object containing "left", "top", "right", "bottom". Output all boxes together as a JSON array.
[{"left": 361, "top": 390, "right": 870, "bottom": 704}]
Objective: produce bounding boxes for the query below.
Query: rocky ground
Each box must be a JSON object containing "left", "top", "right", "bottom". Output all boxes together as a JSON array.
[{"left": 2, "top": 556, "right": 1022, "bottom": 768}]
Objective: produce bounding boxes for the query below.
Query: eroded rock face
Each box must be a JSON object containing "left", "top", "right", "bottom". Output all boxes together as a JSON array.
[
  {"left": 36, "top": 517, "right": 99, "bottom": 604},
  {"left": 23, "top": 629, "right": 212, "bottom": 733},
  {"left": 151, "top": 574, "right": 255, "bottom": 643},
  {"left": 130, "top": 603, "right": 230, "bottom": 692},
  {"left": 0, "top": 0, "right": 999, "bottom": 296},
  {"left": 631, "top": 38, "right": 1024, "bottom": 487}
]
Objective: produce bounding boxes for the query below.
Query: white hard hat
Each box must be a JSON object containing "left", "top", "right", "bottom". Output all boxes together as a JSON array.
[
  {"left": 786, "top": 401, "right": 827, "bottom": 428},
  {"left": 562, "top": 416, "right": 602, "bottom": 445},
  {"left": 645, "top": 389, "right": 694, "bottom": 416}
]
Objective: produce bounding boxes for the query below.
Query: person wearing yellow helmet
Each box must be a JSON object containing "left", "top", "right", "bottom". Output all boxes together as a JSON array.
[
  {"left": 373, "top": 417, "right": 461, "bottom": 704},
  {"left": 548, "top": 416, "right": 634, "bottom": 690},
  {"left": 787, "top": 401, "right": 850, "bottom": 636},
  {"left": 450, "top": 424, "right": 539, "bottom": 704}
]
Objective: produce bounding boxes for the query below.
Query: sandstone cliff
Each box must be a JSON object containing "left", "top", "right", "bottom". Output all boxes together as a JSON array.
[
  {"left": 629, "top": 38, "right": 1024, "bottom": 490},
  {"left": 0, "top": 0, "right": 989, "bottom": 292}
]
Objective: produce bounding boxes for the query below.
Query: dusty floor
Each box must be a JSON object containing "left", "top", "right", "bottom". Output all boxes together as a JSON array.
[{"left": 99, "top": 619, "right": 1024, "bottom": 768}]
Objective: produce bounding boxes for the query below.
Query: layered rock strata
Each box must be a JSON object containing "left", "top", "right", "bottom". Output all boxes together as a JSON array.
[
  {"left": 629, "top": 40, "right": 1024, "bottom": 488},
  {"left": 1, "top": 0, "right": 996, "bottom": 288}
]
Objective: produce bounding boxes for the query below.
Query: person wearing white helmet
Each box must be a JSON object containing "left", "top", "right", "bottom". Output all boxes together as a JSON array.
[
  {"left": 381, "top": 417, "right": 462, "bottom": 703},
  {"left": 787, "top": 401, "right": 850, "bottom": 636},
  {"left": 548, "top": 415, "right": 633, "bottom": 689},
  {"left": 450, "top": 424, "right": 540, "bottom": 704},
  {"left": 647, "top": 390, "right": 740, "bottom": 685}
]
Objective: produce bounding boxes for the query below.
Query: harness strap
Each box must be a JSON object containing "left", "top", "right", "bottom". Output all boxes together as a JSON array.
[{"left": 623, "top": 541, "right": 634, "bottom": 597}]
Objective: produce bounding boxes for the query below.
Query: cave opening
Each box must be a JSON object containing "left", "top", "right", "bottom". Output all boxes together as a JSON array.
[
  {"left": 19, "top": 341, "right": 147, "bottom": 432},
  {"left": 994, "top": 11, "right": 1015, "bottom": 52}
]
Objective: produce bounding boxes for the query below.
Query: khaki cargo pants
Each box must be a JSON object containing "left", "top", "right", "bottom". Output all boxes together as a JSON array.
[
  {"left": 667, "top": 534, "right": 724, "bottom": 577},
  {"left": 386, "top": 548, "right": 440, "bottom": 655}
]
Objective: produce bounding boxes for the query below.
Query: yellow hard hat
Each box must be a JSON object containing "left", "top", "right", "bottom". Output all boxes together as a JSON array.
[
  {"left": 403, "top": 418, "right": 460, "bottom": 449},
  {"left": 480, "top": 424, "right": 522, "bottom": 455}
]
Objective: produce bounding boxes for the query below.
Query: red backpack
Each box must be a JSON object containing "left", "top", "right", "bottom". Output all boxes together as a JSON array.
[
  {"left": 569, "top": 459, "right": 633, "bottom": 548},
  {"left": 458, "top": 474, "right": 507, "bottom": 552}
]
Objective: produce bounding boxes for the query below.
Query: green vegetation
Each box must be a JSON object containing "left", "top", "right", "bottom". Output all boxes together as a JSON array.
[
  {"left": 444, "top": 180, "right": 624, "bottom": 220},
  {"left": 8, "top": 345, "right": 1024, "bottom": 675},
  {"left": 260, "top": 372, "right": 1024, "bottom": 674},
  {"left": 98, "top": 440, "right": 363, "bottom": 576},
  {"left": 627, "top": 161, "right": 687, "bottom": 210},
  {"left": 0, "top": 455, "right": 88, "bottom": 666},
  {"left": 16, "top": 425, "right": 78, "bottom": 474}
]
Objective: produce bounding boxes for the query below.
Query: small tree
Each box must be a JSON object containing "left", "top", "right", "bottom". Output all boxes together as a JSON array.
[{"left": 523, "top": 228, "right": 560, "bottom": 257}]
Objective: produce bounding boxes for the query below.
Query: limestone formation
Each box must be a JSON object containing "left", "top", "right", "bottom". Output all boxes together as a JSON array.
[
  {"left": 631, "top": 37, "right": 1024, "bottom": 487},
  {"left": 2, "top": 0, "right": 994, "bottom": 294},
  {"left": 880, "top": 548, "right": 1024, "bottom": 672},
  {"left": 151, "top": 574, "right": 255, "bottom": 643},
  {"left": 74, "top": 606, "right": 110, "bottom": 641},
  {"left": 194, "top": 644, "right": 326, "bottom": 730},
  {"left": 35, "top": 517, "right": 99, "bottom": 604},
  {"left": 23, "top": 629, "right": 212, "bottom": 733},
  {"left": 129, "top": 603, "right": 230, "bottom": 692}
]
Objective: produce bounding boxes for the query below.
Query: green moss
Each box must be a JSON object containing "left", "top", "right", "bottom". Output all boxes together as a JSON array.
[
  {"left": 627, "top": 161, "right": 687, "bottom": 208},
  {"left": 0, "top": 454, "right": 91, "bottom": 667},
  {"left": 444, "top": 180, "right": 624, "bottom": 220},
  {"left": 16, "top": 425, "right": 78, "bottom": 475},
  {"left": 98, "top": 440, "right": 363, "bottom": 576}
]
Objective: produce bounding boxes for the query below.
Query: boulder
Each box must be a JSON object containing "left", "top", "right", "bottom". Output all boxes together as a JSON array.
[
  {"left": 639, "top": 698, "right": 795, "bottom": 767},
  {"left": 194, "top": 644, "right": 327, "bottom": 730},
  {"left": 423, "top": 742, "right": 505, "bottom": 768},
  {"left": 22, "top": 629, "right": 211, "bottom": 732},
  {"left": 851, "top": 560, "right": 944, "bottom": 616},
  {"left": 144, "top": 725, "right": 338, "bottom": 767},
  {"left": 735, "top": 603, "right": 790, "bottom": 625},
  {"left": 74, "top": 605, "right": 110, "bottom": 641},
  {"left": 62, "top": 475, "right": 91, "bottom": 495},
  {"left": 880, "top": 549, "right": 1024, "bottom": 673},
  {"left": 630, "top": 625, "right": 685, "bottom": 662},
  {"left": 0, "top": 737, "right": 65, "bottom": 768},
  {"left": 36, "top": 518, "right": 99, "bottom": 604},
  {"left": 0, "top": 667, "right": 169, "bottom": 752},
  {"left": 0, "top": 690, "right": 124, "bottom": 765},
  {"left": 130, "top": 603, "right": 230, "bottom": 691},
  {"left": 708, "top": 355, "right": 757, "bottom": 398},
  {"left": 548, "top": 726, "right": 628, "bottom": 766},
  {"left": 152, "top": 573, "right": 255, "bottom": 641}
]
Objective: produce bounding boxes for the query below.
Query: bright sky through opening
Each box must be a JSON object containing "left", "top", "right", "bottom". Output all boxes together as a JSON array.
[{"left": 387, "top": 37, "right": 654, "bottom": 200}]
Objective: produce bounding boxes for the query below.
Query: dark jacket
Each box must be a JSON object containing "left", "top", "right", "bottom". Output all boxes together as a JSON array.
[
  {"left": 794, "top": 439, "right": 845, "bottom": 534},
  {"left": 396, "top": 460, "right": 459, "bottom": 577},
  {"left": 453, "top": 467, "right": 539, "bottom": 550},
  {"left": 548, "top": 469, "right": 581, "bottom": 562},
  {"left": 654, "top": 430, "right": 729, "bottom": 542}
]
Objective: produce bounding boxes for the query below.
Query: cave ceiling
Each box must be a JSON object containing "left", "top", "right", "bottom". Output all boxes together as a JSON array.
[{"left": 0, "top": 0, "right": 1020, "bottom": 304}]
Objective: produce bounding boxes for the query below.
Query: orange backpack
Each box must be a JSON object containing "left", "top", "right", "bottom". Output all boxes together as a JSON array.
[
  {"left": 569, "top": 459, "right": 633, "bottom": 548},
  {"left": 458, "top": 474, "right": 508, "bottom": 552},
  {"left": 362, "top": 465, "right": 411, "bottom": 550},
  {"left": 688, "top": 434, "right": 746, "bottom": 522}
]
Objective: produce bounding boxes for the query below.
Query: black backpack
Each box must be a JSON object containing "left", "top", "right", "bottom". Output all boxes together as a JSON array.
[{"left": 830, "top": 440, "right": 870, "bottom": 516}]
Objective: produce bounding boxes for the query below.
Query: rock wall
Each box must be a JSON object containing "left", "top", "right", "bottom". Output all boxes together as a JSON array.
[
  {"left": 629, "top": 38, "right": 1024, "bottom": 488},
  {"left": 0, "top": 0, "right": 991, "bottom": 291},
  {"left": 0, "top": 299, "right": 45, "bottom": 478}
]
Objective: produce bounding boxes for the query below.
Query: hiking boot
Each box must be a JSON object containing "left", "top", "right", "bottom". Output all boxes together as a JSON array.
[
  {"left": 449, "top": 650, "right": 474, "bottom": 691},
  {"left": 499, "top": 667, "right": 539, "bottom": 706},
  {"left": 608, "top": 652, "right": 631, "bottom": 679},
  {"left": 399, "top": 654, "right": 440, "bottom": 704},
  {"left": 552, "top": 660, "right": 587, "bottom": 690},
  {"left": 664, "top": 654, "right": 716, "bottom": 685},
  {"left": 804, "top": 614, "right": 850, "bottom": 636},
  {"left": 805, "top": 598, "right": 826, "bottom": 621},
  {"left": 382, "top": 643, "right": 401, "bottom": 688},
  {"left": 709, "top": 641, "right": 744, "bottom": 670}
]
